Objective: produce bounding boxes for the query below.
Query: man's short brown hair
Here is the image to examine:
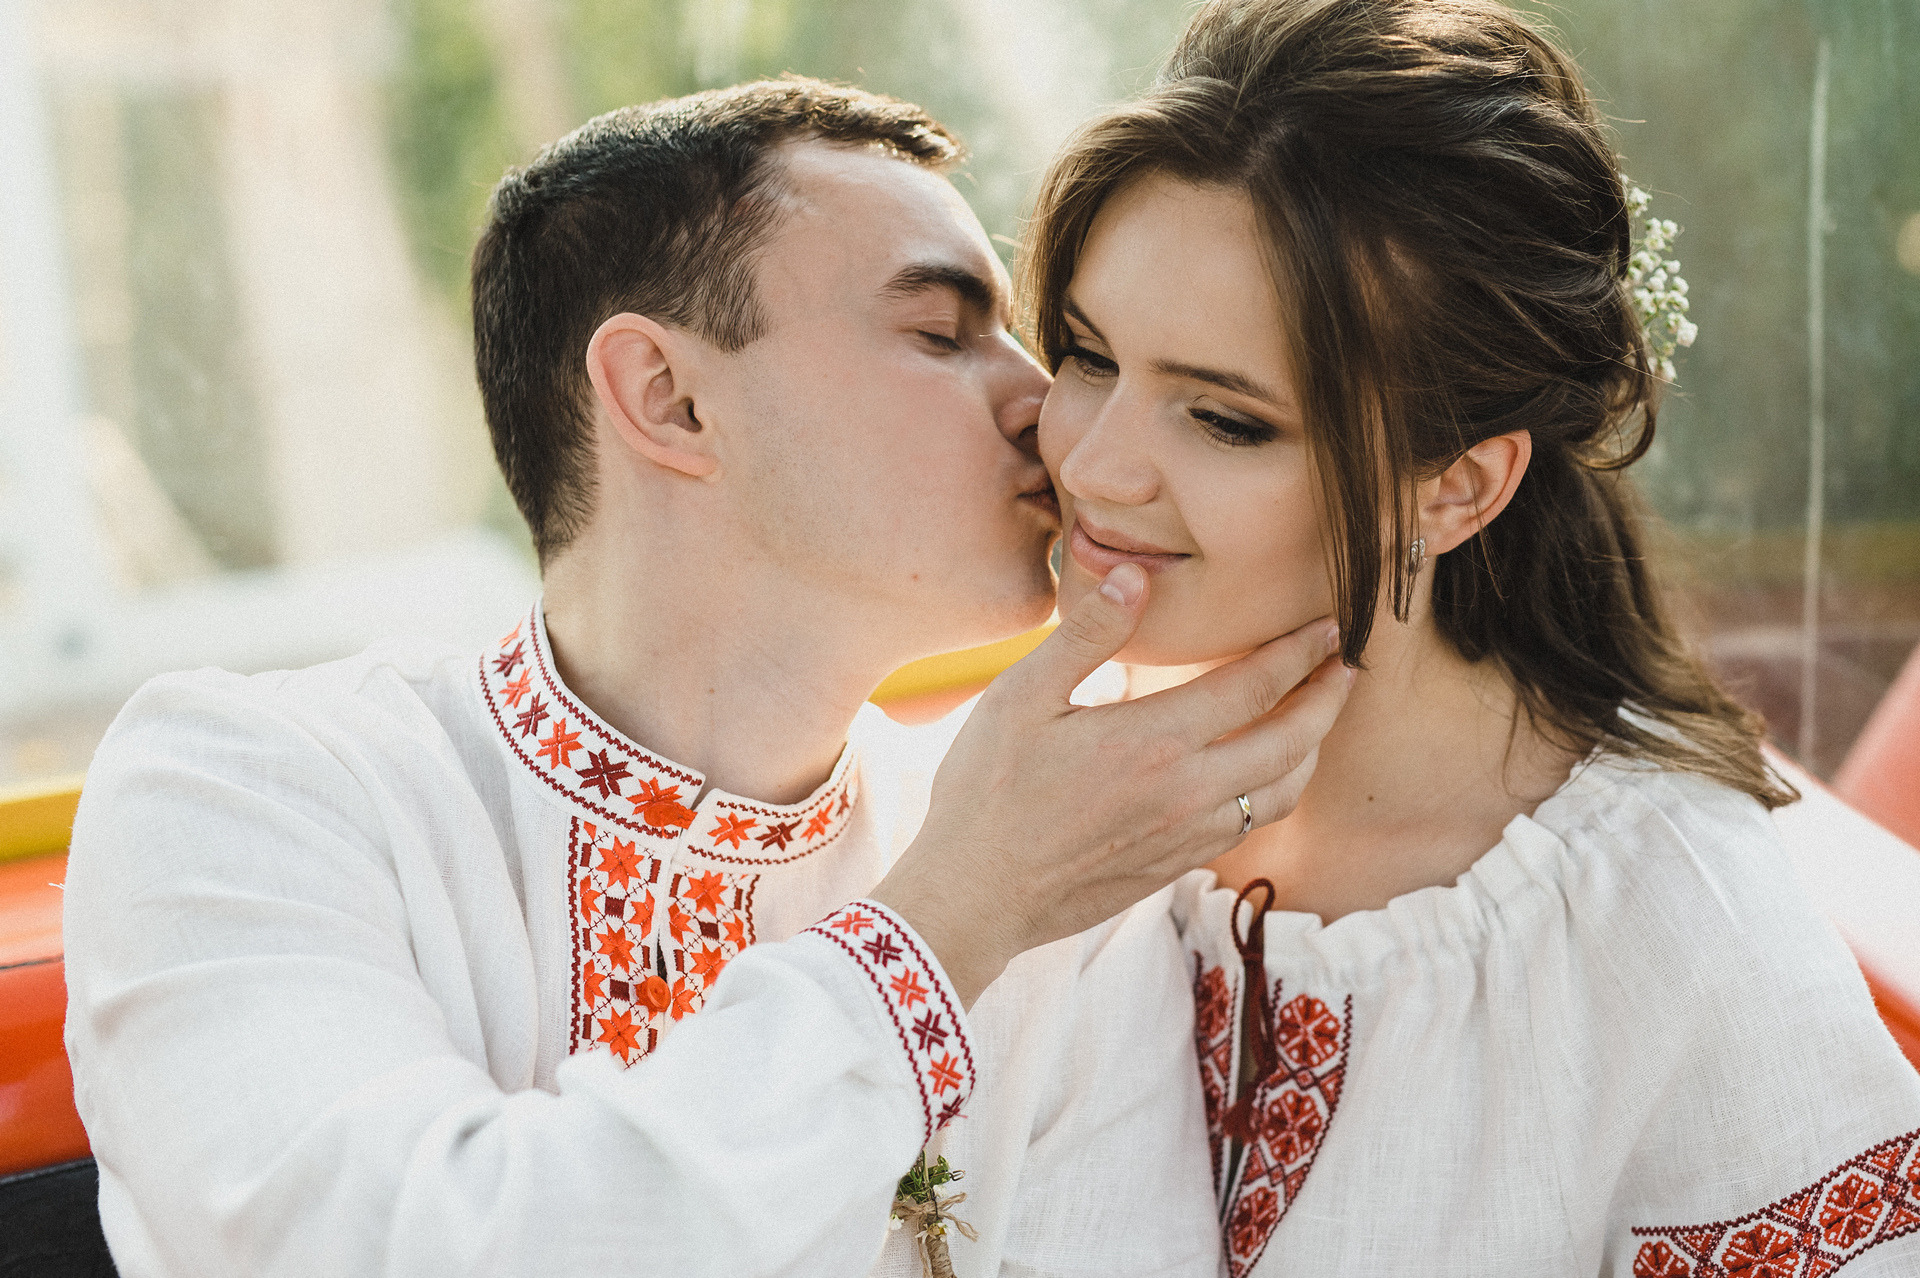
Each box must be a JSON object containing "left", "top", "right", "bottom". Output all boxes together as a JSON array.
[{"left": 472, "top": 77, "right": 963, "bottom": 562}]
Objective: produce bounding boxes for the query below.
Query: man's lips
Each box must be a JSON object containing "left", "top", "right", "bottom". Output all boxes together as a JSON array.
[
  {"left": 1068, "top": 517, "right": 1188, "bottom": 577},
  {"left": 1017, "top": 481, "right": 1060, "bottom": 524}
]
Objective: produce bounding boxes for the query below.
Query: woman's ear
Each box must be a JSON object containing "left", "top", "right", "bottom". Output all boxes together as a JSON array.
[
  {"left": 1417, "top": 429, "right": 1532, "bottom": 555},
  {"left": 585, "top": 313, "right": 718, "bottom": 478}
]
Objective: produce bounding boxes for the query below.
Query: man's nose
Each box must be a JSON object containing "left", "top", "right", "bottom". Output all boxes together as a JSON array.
[{"left": 992, "top": 337, "right": 1052, "bottom": 447}]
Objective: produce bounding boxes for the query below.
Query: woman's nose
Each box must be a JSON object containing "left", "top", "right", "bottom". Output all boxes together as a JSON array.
[{"left": 1057, "top": 398, "right": 1159, "bottom": 508}]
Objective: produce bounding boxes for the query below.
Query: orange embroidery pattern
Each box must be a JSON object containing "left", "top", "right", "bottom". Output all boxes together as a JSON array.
[
  {"left": 479, "top": 606, "right": 856, "bottom": 861},
  {"left": 1193, "top": 957, "right": 1350, "bottom": 1278},
  {"left": 630, "top": 779, "right": 695, "bottom": 831},
  {"left": 476, "top": 608, "right": 874, "bottom": 1072},
  {"left": 1631, "top": 1129, "right": 1920, "bottom": 1277},
  {"left": 805, "top": 902, "right": 976, "bottom": 1143},
  {"left": 659, "top": 864, "right": 756, "bottom": 1016},
  {"left": 478, "top": 610, "right": 703, "bottom": 837},
  {"left": 698, "top": 795, "right": 853, "bottom": 867},
  {"left": 568, "top": 817, "right": 760, "bottom": 1067}
]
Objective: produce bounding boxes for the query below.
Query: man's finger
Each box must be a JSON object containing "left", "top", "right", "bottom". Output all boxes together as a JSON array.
[
  {"left": 1148, "top": 616, "right": 1342, "bottom": 747},
  {"left": 1200, "top": 654, "right": 1350, "bottom": 801},
  {"left": 1238, "top": 745, "right": 1322, "bottom": 834},
  {"left": 995, "top": 564, "right": 1148, "bottom": 705}
]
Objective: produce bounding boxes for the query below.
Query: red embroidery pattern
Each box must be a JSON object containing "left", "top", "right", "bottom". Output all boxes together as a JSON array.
[
  {"left": 1194, "top": 960, "right": 1234, "bottom": 1191},
  {"left": 479, "top": 609, "right": 856, "bottom": 862},
  {"left": 568, "top": 817, "right": 761, "bottom": 1067},
  {"left": 1631, "top": 1129, "right": 1920, "bottom": 1277},
  {"left": 1193, "top": 957, "right": 1350, "bottom": 1278},
  {"left": 805, "top": 901, "right": 976, "bottom": 1143}
]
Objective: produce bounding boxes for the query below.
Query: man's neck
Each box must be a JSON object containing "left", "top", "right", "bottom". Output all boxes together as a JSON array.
[{"left": 540, "top": 542, "right": 902, "bottom": 808}]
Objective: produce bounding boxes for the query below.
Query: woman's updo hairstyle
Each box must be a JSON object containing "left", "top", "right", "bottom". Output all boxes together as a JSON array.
[{"left": 1024, "top": 0, "right": 1795, "bottom": 807}]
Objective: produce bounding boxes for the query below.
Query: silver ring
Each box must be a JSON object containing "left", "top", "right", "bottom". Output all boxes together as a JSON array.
[{"left": 1236, "top": 793, "right": 1254, "bottom": 836}]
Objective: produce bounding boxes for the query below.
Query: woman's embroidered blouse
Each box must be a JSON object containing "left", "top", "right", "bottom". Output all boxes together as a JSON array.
[{"left": 1178, "top": 756, "right": 1920, "bottom": 1277}]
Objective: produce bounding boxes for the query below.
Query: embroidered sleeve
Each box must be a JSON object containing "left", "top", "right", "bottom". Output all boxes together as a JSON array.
[
  {"left": 1629, "top": 1129, "right": 1920, "bottom": 1277},
  {"left": 802, "top": 900, "right": 977, "bottom": 1143}
]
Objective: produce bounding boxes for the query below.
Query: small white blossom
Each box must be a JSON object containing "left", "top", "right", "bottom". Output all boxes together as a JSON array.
[{"left": 1622, "top": 176, "right": 1696, "bottom": 380}]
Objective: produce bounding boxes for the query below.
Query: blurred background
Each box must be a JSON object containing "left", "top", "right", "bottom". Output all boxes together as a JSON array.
[{"left": 0, "top": 0, "right": 1914, "bottom": 785}]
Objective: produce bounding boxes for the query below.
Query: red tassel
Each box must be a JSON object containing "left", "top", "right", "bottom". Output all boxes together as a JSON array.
[{"left": 1222, "top": 878, "right": 1279, "bottom": 1144}]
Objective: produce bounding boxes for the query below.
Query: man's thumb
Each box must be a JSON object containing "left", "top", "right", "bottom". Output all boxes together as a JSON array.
[{"left": 1009, "top": 563, "right": 1147, "bottom": 701}]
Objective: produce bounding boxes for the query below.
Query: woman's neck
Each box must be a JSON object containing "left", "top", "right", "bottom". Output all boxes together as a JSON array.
[{"left": 1193, "top": 613, "right": 1581, "bottom": 922}]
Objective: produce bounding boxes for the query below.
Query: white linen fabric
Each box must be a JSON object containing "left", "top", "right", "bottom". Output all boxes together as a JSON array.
[
  {"left": 1176, "top": 755, "right": 1920, "bottom": 1278},
  {"left": 64, "top": 605, "right": 1219, "bottom": 1278}
]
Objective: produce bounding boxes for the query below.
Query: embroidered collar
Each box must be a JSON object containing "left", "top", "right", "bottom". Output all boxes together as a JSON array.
[{"left": 479, "top": 604, "right": 859, "bottom": 866}]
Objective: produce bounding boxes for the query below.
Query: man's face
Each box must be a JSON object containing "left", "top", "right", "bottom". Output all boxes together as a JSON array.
[{"left": 705, "top": 141, "right": 1058, "bottom": 659}]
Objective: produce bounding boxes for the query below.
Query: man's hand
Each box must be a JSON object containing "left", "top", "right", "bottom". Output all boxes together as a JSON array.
[{"left": 871, "top": 562, "right": 1351, "bottom": 1006}]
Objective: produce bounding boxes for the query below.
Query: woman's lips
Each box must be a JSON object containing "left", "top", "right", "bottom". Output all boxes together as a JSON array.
[{"left": 1068, "top": 518, "right": 1189, "bottom": 577}]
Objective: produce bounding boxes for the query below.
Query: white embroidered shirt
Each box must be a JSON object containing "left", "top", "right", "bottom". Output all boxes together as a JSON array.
[
  {"left": 1177, "top": 756, "right": 1920, "bottom": 1278},
  {"left": 64, "top": 606, "right": 1219, "bottom": 1277}
]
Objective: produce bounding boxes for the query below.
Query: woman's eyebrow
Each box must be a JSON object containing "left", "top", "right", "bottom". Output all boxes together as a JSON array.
[
  {"left": 1149, "top": 359, "right": 1286, "bottom": 408},
  {"left": 1067, "top": 295, "right": 1287, "bottom": 408},
  {"left": 1062, "top": 296, "right": 1107, "bottom": 341}
]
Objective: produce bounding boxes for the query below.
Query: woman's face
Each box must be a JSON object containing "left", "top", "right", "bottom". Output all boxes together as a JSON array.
[{"left": 1039, "top": 174, "right": 1334, "bottom": 666}]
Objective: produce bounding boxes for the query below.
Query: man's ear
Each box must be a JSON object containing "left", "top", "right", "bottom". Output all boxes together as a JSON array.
[
  {"left": 585, "top": 313, "right": 718, "bottom": 479},
  {"left": 1417, "top": 429, "right": 1532, "bottom": 556}
]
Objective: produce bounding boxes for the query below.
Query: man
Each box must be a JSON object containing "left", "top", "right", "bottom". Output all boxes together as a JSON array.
[{"left": 63, "top": 79, "right": 1347, "bottom": 1275}]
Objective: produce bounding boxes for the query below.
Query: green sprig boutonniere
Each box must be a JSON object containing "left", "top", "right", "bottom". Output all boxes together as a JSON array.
[{"left": 891, "top": 1151, "right": 975, "bottom": 1278}]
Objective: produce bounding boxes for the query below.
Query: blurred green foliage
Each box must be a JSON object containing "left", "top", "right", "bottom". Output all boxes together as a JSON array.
[
  {"left": 384, "top": 0, "right": 1187, "bottom": 304},
  {"left": 387, "top": 0, "right": 517, "bottom": 302},
  {"left": 1554, "top": 0, "right": 1920, "bottom": 532}
]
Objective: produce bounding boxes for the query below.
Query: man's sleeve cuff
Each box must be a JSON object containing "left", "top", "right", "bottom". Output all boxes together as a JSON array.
[{"left": 800, "top": 899, "right": 977, "bottom": 1143}]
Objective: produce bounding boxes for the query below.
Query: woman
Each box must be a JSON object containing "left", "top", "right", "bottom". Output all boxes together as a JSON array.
[{"left": 1024, "top": 1, "right": 1920, "bottom": 1274}]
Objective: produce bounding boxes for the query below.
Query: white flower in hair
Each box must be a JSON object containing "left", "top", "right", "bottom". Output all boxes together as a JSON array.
[{"left": 1624, "top": 183, "right": 1695, "bottom": 381}]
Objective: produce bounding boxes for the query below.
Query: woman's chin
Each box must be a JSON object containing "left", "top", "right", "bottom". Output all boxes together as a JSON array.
[
  {"left": 1111, "top": 629, "right": 1248, "bottom": 669},
  {"left": 1057, "top": 571, "right": 1298, "bottom": 668}
]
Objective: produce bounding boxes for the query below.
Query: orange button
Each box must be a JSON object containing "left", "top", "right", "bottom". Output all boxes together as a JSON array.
[{"left": 638, "top": 975, "right": 670, "bottom": 1012}]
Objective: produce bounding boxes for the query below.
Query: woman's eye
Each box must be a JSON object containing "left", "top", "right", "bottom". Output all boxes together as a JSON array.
[
  {"left": 918, "top": 331, "right": 963, "bottom": 352},
  {"left": 1190, "top": 407, "right": 1277, "bottom": 447},
  {"left": 1060, "top": 343, "right": 1118, "bottom": 378}
]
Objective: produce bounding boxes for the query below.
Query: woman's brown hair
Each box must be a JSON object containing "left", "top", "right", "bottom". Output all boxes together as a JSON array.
[{"left": 1023, "top": 0, "right": 1796, "bottom": 808}]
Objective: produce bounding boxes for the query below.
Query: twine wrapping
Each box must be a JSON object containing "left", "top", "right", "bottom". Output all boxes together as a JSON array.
[
  {"left": 890, "top": 1189, "right": 978, "bottom": 1278},
  {"left": 892, "top": 1150, "right": 976, "bottom": 1278}
]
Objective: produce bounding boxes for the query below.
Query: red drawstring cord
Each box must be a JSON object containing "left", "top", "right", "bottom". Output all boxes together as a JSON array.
[{"left": 1222, "top": 877, "right": 1278, "bottom": 1144}]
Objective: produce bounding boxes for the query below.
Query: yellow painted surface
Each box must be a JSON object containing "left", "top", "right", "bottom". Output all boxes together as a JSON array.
[
  {"left": 870, "top": 623, "right": 1055, "bottom": 704},
  {"left": 0, "top": 774, "right": 85, "bottom": 865}
]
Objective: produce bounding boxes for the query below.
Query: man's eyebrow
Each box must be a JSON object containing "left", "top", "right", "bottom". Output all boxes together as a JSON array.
[
  {"left": 1065, "top": 296, "right": 1289, "bottom": 408},
  {"left": 880, "top": 262, "right": 1001, "bottom": 316}
]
